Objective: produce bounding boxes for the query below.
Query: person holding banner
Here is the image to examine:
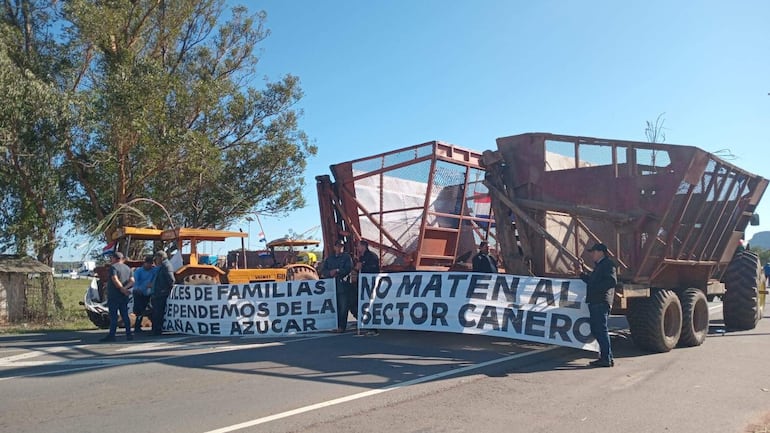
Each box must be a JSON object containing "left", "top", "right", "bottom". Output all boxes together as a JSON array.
[
  {"left": 580, "top": 243, "right": 617, "bottom": 367},
  {"left": 472, "top": 241, "right": 498, "bottom": 273},
  {"left": 356, "top": 240, "right": 380, "bottom": 335},
  {"left": 321, "top": 239, "right": 353, "bottom": 333}
]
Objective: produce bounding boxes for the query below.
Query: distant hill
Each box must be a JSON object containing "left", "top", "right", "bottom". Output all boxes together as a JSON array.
[{"left": 749, "top": 231, "right": 770, "bottom": 249}]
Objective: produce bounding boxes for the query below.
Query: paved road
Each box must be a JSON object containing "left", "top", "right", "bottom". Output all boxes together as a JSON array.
[{"left": 1, "top": 302, "right": 768, "bottom": 433}]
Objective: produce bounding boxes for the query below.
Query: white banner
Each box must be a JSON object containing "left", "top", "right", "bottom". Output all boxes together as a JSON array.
[
  {"left": 357, "top": 272, "right": 599, "bottom": 352},
  {"left": 164, "top": 279, "right": 338, "bottom": 336}
]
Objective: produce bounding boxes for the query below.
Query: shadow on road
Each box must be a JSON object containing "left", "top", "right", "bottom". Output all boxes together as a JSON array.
[{"left": 1, "top": 307, "right": 766, "bottom": 389}]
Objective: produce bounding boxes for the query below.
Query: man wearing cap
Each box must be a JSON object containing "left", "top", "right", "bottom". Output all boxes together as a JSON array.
[
  {"left": 132, "top": 255, "right": 158, "bottom": 334},
  {"left": 100, "top": 252, "right": 135, "bottom": 342},
  {"left": 472, "top": 241, "right": 498, "bottom": 273},
  {"left": 321, "top": 240, "right": 353, "bottom": 332},
  {"left": 580, "top": 243, "right": 617, "bottom": 367},
  {"left": 150, "top": 250, "right": 175, "bottom": 336}
]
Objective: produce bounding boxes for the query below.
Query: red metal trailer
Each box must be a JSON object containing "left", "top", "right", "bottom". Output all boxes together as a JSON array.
[
  {"left": 316, "top": 133, "right": 767, "bottom": 353},
  {"left": 483, "top": 133, "right": 767, "bottom": 352},
  {"left": 316, "top": 141, "right": 498, "bottom": 274}
]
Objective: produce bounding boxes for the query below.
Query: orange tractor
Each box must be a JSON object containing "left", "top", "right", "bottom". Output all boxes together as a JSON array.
[{"left": 161, "top": 227, "right": 319, "bottom": 285}]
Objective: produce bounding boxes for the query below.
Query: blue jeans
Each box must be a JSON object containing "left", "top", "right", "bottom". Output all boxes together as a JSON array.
[
  {"left": 588, "top": 302, "right": 612, "bottom": 362},
  {"left": 108, "top": 298, "right": 132, "bottom": 338}
]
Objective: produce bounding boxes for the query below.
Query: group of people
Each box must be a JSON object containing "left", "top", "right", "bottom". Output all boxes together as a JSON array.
[
  {"left": 100, "top": 250, "right": 176, "bottom": 342},
  {"left": 101, "top": 238, "right": 617, "bottom": 368}
]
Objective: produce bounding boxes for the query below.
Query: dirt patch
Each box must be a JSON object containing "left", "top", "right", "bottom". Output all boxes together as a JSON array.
[{"left": 745, "top": 411, "right": 770, "bottom": 433}]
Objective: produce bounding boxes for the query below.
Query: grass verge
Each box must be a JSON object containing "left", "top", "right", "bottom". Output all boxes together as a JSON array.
[{"left": 0, "top": 277, "right": 96, "bottom": 334}]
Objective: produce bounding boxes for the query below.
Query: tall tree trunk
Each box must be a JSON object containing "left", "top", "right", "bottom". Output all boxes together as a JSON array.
[{"left": 35, "top": 230, "right": 61, "bottom": 317}]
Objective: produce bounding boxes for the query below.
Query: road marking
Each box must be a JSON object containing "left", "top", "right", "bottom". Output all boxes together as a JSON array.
[
  {"left": 115, "top": 337, "right": 189, "bottom": 352},
  {"left": 0, "top": 345, "right": 83, "bottom": 363},
  {"left": 2, "top": 358, "right": 151, "bottom": 367},
  {"left": 203, "top": 345, "right": 561, "bottom": 433},
  {"left": 0, "top": 334, "right": 334, "bottom": 381}
]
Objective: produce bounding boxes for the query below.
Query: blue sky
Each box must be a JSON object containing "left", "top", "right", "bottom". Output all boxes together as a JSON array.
[{"left": 56, "top": 0, "right": 770, "bottom": 260}]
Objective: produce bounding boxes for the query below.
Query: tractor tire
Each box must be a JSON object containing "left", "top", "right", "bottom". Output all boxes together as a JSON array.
[
  {"left": 287, "top": 265, "right": 319, "bottom": 281},
  {"left": 87, "top": 310, "right": 110, "bottom": 329},
  {"left": 722, "top": 250, "right": 762, "bottom": 330},
  {"left": 677, "top": 288, "right": 709, "bottom": 347},
  {"left": 182, "top": 273, "right": 219, "bottom": 285},
  {"left": 627, "top": 289, "right": 682, "bottom": 353}
]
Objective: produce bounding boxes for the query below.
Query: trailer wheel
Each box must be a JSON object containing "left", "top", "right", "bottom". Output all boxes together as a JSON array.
[
  {"left": 627, "top": 289, "right": 682, "bottom": 353},
  {"left": 722, "top": 250, "right": 762, "bottom": 330},
  {"left": 678, "top": 288, "right": 709, "bottom": 347}
]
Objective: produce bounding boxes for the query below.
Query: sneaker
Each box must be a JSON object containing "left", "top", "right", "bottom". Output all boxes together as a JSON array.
[
  {"left": 589, "top": 359, "right": 614, "bottom": 367},
  {"left": 99, "top": 335, "right": 116, "bottom": 343}
]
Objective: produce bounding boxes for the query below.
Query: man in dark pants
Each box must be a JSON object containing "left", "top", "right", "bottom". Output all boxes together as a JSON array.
[
  {"left": 356, "top": 240, "right": 380, "bottom": 335},
  {"left": 100, "top": 252, "right": 134, "bottom": 342},
  {"left": 151, "top": 250, "right": 175, "bottom": 336},
  {"left": 580, "top": 243, "right": 617, "bottom": 367},
  {"left": 320, "top": 239, "right": 353, "bottom": 333}
]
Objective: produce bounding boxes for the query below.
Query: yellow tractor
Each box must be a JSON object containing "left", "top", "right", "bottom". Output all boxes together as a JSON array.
[{"left": 161, "top": 228, "right": 319, "bottom": 285}]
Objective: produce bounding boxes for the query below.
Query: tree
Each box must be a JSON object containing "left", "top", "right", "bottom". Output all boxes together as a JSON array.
[
  {"left": 62, "top": 0, "right": 316, "bottom": 240},
  {"left": 0, "top": 0, "right": 76, "bottom": 315}
]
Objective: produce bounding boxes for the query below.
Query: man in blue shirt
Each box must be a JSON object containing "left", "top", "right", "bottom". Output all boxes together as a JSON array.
[{"left": 132, "top": 255, "right": 158, "bottom": 334}]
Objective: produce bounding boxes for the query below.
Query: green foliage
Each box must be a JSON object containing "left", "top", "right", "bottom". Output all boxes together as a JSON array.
[
  {"left": 0, "top": 1, "right": 78, "bottom": 266},
  {"left": 752, "top": 246, "right": 770, "bottom": 266},
  {"left": 62, "top": 0, "right": 316, "bottom": 236},
  {"left": 1, "top": 0, "right": 315, "bottom": 264}
]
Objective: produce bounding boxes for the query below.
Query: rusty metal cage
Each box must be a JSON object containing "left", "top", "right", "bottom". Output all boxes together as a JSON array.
[
  {"left": 316, "top": 141, "right": 497, "bottom": 271},
  {"left": 484, "top": 133, "right": 767, "bottom": 289}
]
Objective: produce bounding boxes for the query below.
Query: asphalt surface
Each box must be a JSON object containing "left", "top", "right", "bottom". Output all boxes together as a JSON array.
[{"left": 1, "top": 301, "right": 768, "bottom": 433}]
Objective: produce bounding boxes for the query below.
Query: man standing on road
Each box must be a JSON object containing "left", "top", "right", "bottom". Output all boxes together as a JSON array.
[
  {"left": 151, "top": 250, "right": 175, "bottom": 336},
  {"left": 132, "top": 255, "right": 157, "bottom": 334},
  {"left": 580, "top": 243, "right": 617, "bottom": 367},
  {"left": 356, "top": 240, "right": 380, "bottom": 335},
  {"left": 100, "top": 252, "right": 134, "bottom": 342},
  {"left": 321, "top": 239, "right": 353, "bottom": 333}
]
